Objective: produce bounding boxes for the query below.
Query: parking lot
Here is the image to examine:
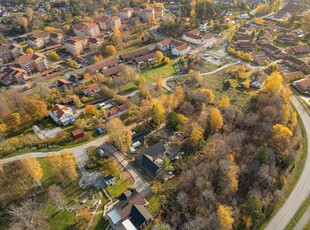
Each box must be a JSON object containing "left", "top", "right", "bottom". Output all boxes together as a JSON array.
[{"left": 203, "top": 54, "right": 227, "bottom": 66}]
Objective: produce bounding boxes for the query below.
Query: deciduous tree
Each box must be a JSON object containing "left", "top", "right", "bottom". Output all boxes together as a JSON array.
[
  {"left": 199, "top": 88, "right": 215, "bottom": 104},
  {"left": 48, "top": 185, "right": 66, "bottom": 211},
  {"left": 62, "top": 151, "right": 78, "bottom": 183},
  {"left": 105, "top": 45, "right": 116, "bottom": 56},
  {"left": 262, "top": 71, "right": 283, "bottom": 95},
  {"left": 210, "top": 108, "right": 223, "bottom": 132},
  {"left": 106, "top": 118, "right": 132, "bottom": 153},
  {"left": 155, "top": 51, "right": 164, "bottom": 64},
  {"left": 20, "top": 156, "right": 43, "bottom": 181},
  {"left": 85, "top": 105, "right": 97, "bottom": 116},
  {"left": 219, "top": 95, "right": 230, "bottom": 109},
  {"left": 289, "top": 112, "right": 298, "bottom": 130},
  {"left": 156, "top": 76, "right": 164, "bottom": 90},
  {"left": 152, "top": 101, "right": 165, "bottom": 127},
  {"left": 166, "top": 111, "right": 188, "bottom": 131},
  {"left": 217, "top": 204, "right": 234, "bottom": 230}
]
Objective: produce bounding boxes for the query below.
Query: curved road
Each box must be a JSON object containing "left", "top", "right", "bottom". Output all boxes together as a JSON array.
[{"left": 266, "top": 96, "right": 310, "bottom": 230}]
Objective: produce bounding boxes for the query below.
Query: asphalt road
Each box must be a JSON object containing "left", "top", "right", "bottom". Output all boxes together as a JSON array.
[
  {"left": 266, "top": 96, "right": 310, "bottom": 230},
  {"left": 294, "top": 206, "right": 310, "bottom": 230}
]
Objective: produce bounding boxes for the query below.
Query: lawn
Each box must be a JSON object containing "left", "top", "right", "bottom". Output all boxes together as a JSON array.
[
  {"left": 90, "top": 216, "right": 109, "bottom": 230},
  {"left": 141, "top": 61, "right": 176, "bottom": 82},
  {"left": 39, "top": 158, "right": 85, "bottom": 229},
  {"left": 147, "top": 195, "right": 162, "bottom": 217},
  {"left": 106, "top": 177, "right": 132, "bottom": 198}
]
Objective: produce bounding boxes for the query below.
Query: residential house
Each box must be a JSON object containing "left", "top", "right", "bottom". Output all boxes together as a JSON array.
[
  {"left": 258, "top": 31, "right": 273, "bottom": 44},
  {"left": 137, "top": 141, "right": 166, "bottom": 178},
  {"left": 182, "top": 29, "right": 215, "bottom": 46},
  {"left": 291, "top": 27, "right": 307, "bottom": 38},
  {"left": 16, "top": 53, "right": 49, "bottom": 73},
  {"left": 251, "top": 75, "right": 267, "bottom": 89},
  {"left": 118, "top": 7, "right": 134, "bottom": 19},
  {"left": 277, "top": 34, "right": 298, "bottom": 45},
  {"left": 295, "top": 78, "right": 310, "bottom": 93},
  {"left": 72, "top": 22, "right": 100, "bottom": 37},
  {"left": 140, "top": 7, "right": 154, "bottom": 22},
  {"left": 253, "top": 56, "right": 271, "bottom": 66},
  {"left": 236, "top": 24, "right": 254, "bottom": 36},
  {"left": 104, "top": 175, "right": 116, "bottom": 186},
  {"left": 27, "top": 35, "right": 45, "bottom": 49},
  {"left": 88, "top": 37, "right": 104, "bottom": 51},
  {"left": 50, "top": 32, "right": 64, "bottom": 44},
  {"left": 86, "top": 57, "right": 119, "bottom": 74},
  {"left": 104, "top": 104, "right": 128, "bottom": 120},
  {"left": 49, "top": 104, "right": 75, "bottom": 126},
  {"left": 251, "top": 51, "right": 266, "bottom": 58},
  {"left": 97, "top": 15, "right": 121, "bottom": 31},
  {"left": 285, "top": 45, "right": 310, "bottom": 56},
  {"left": 283, "top": 56, "right": 310, "bottom": 74},
  {"left": 264, "top": 23, "right": 277, "bottom": 35},
  {"left": 157, "top": 38, "right": 190, "bottom": 56},
  {"left": 0, "top": 66, "right": 28, "bottom": 85},
  {"left": 61, "top": 97, "right": 75, "bottom": 106},
  {"left": 0, "top": 43, "right": 23, "bottom": 64},
  {"left": 83, "top": 83, "right": 101, "bottom": 96},
  {"left": 133, "top": 53, "right": 156, "bottom": 65},
  {"left": 172, "top": 43, "right": 191, "bottom": 56},
  {"left": 261, "top": 44, "right": 286, "bottom": 58},
  {"left": 64, "top": 36, "right": 88, "bottom": 55},
  {"left": 231, "top": 35, "right": 254, "bottom": 50},
  {"left": 101, "top": 64, "right": 122, "bottom": 77},
  {"left": 119, "top": 48, "right": 151, "bottom": 63},
  {"left": 107, "top": 190, "right": 152, "bottom": 229},
  {"left": 283, "top": 71, "right": 305, "bottom": 82},
  {"left": 235, "top": 42, "right": 256, "bottom": 52},
  {"left": 57, "top": 79, "right": 72, "bottom": 91}
]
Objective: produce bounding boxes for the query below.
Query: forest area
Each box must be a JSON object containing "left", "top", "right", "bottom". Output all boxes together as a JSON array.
[{"left": 150, "top": 72, "right": 303, "bottom": 230}]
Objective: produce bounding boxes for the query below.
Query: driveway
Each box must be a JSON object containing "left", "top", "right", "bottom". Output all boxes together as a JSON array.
[
  {"left": 100, "top": 144, "right": 151, "bottom": 197},
  {"left": 266, "top": 96, "right": 310, "bottom": 230}
]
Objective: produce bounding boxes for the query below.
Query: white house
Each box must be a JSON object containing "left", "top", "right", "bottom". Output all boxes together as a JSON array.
[
  {"left": 157, "top": 38, "right": 190, "bottom": 56},
  {"left": 182, "top": 29, "right": 215, "bottom": 46},
  {"left": 172, "top": 43, "right": 191, "bottom": 56},
  {"left": 49, "top": 104, "right": 75, "bottom": 126}
]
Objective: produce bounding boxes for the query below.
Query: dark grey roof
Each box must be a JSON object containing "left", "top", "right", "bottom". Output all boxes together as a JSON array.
[
  {"left": 140, "top": 141, "right": 165, "bottom": 158},
  {"left": 131, "top": 204, "right": 152, "bottom": 227}
]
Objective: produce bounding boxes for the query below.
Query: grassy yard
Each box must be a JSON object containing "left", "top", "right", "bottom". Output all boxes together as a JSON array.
[
  {"left": 90, "top": 216, "right": 109, "bottom": 230},
  {"left": 202, "top": 64, "right": 252, "bottom": 113},
  {"left": 147, "top": 195, "right": 162, "bottom": 217},
  {"left": 106, "top": 176, "right": 132, "bottom": 198},
  {"left": 141, "top": 61, "right": 176, "bottom": 82}
]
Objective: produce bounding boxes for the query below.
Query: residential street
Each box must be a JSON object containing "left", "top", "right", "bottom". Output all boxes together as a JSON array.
[{"left": 266, "top": 96, "right": 310, "bottom": 230}]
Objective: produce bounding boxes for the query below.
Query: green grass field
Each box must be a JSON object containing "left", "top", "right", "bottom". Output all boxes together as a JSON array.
[
  {"left": 106, "top": 177, "right": 132, "bottom": 198},
  {"left": 141, "top": 61, "right": 175, "bottom": 82}
]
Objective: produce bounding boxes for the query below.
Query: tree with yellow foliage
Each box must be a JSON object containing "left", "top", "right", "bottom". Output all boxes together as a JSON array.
[
  {"left": 217, "top": 204, "right": 234, "bottom": 230},
  {"left": 200, "top": 88, "right": 215, "bottom": 104},
  {"left": 25, "top": 47, "right": 35, "bottom": 54},
  {"left": 244, "top": 80, "right": 250, "bottom": 89},
  {"left": 282, "top": 103, "right": 290, "bottom": 124},
  {"left": 262, "top": 71, "right": 283, "bottom": 94},
  {"left": 47, "top": 153, "right": 65, "bottom": 184},
  {"left": 190, "top": 122, "right": 204, "bottom": 149},
  {"left": 112, "top": 26, "right": 123, "bottom": 47},
  {"left": 85, "top": 104, "right": 97, "bottom": 116},
  {"left": 227, "top": 154, "right": 239, "bottom": 193},
  {"left": 173, "top": 86, "right": 185, "bottom": 108},
  {"left": 219, "top": 95, "right": 230, "bottom": 109},
  {"left": 106, "top": 118, "right": 132, "bottom": 153},
  {"left": 156, "top": 76, "right": 164, "bottom": 90},
  {"left": 155, "top": 51, "right": 164, "bottom": 64},
  {"left": 273, "top": 124, "right": 293, "bottom": 148},
  {"left": 62, "top": 150, "right": 78, "bottom": 183},
  {"left": 105, "top": 45, "right": 116, "bottom": 56},
  {"left": 152, "top": 101, "right": 166, "bottom": 127},
  {"left": 210, "top": 108, "right": 223, "bottom": 132},
  {"left": 21, "top": 156, "right": 43, "bottom": 181}
]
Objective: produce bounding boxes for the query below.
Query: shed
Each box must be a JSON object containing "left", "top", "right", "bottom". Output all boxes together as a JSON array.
[
  {"left": 71, "top": 129, "right": 84, "bottom": 139},
  {"left": 97, "top": 128, "right": 103, "bottom": 134}
]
